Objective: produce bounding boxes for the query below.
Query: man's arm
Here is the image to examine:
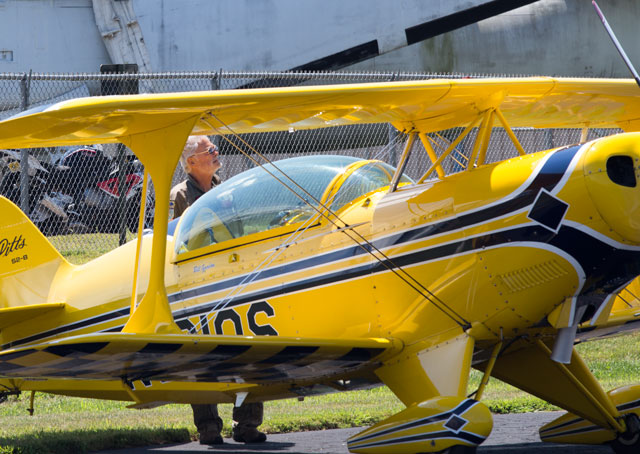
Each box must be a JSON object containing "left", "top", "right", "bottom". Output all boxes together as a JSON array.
[{"left": 170, "top": 185, "right": 189, "bottom": 220}]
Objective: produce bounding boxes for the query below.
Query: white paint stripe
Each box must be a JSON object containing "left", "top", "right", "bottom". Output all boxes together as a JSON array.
[
  {"left": 348, "top": 399, "right": 477, "bottom": 443},
  {"left": 173, "top": 221, "right": 589, "bottom": 323},
  {"left": 550, "top": 142, "right": 589, "bottom": 196},
  {"left": 349, "top": 432, "right": 484, "bottom": 449},
  {"left": 169, "top": 146, "right": 578, "bottom": 307},
  {"left": 563, "top": 220, "right": 640, "bottom": 251}
]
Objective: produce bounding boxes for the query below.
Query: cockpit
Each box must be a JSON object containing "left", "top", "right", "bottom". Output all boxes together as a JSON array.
[{"left": 174, "top": 155, "right": 412, "bottom": 258}]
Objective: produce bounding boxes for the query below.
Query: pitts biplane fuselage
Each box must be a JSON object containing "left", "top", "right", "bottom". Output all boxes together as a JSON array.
[{"left": 2, "top": 79, "right": 640, "bottom": 453}]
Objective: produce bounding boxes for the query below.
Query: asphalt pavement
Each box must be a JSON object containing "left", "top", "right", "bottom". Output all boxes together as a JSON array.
[{"left": 95, "top": 412, "right": 613, "bottom": 454}]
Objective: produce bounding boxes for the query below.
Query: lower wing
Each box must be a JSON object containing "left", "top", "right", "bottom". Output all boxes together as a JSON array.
[
  {"left": 577, "top": 277, "right": 640, "bottom": 342},
  {"left": 0, "top": 333, "right": 401, "bottom": 384}
]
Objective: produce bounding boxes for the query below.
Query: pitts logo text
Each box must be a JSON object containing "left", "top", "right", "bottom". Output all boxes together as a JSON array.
[{"left": 0, "top": 235, "right": 26, "bottom": 257}]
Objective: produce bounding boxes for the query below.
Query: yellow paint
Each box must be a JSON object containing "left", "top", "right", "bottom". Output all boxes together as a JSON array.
[
  {"left": 348, "top": 396, "right": 492, "bottom": 453},
  {"left": 121, "top": 118, "right": 199, "bottom": 334},
  {"left": 1, "top": 79, "right": 640, "bottom": 452},
  {"left": 540, "top": 384, "right": 640, "bottom": 445}
]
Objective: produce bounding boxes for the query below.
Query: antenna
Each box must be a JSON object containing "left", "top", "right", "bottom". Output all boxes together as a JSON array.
[{"left": 592, "top": 0, "right": 640, "bottom": 88}]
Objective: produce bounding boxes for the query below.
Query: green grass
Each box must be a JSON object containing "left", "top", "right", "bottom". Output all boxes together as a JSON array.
[
  {"left": 2, "top": 233, "right": 636, "bottom": 452},
  {"left": 49, "top": 233, "right": 134, "bottom": 265},
  {"left": 0, "top": 388, "right": 404, "bottom": 453}
]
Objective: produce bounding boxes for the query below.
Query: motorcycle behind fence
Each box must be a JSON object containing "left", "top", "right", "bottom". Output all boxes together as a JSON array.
[
  {"left": 0, "top": 149, "right": 71, "bottom": 236},
  {"left": 0, "top": 147, "right": 154, "bottom": 236}
]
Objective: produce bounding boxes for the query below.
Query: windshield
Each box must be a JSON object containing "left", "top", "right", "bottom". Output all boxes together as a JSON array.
[
  {"left": 176, "top": 155, "right": 359, "bottom": 254},
  {"left": 174, "top": 155, "right": 413, "bottom": 256},
  {"left": 330, "top": 161, "right": 410, "bottom": 212}
]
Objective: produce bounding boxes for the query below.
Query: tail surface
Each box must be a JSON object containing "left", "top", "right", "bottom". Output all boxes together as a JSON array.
[{"left": 0, "top": 195, "right": 70, "bottom": 309}]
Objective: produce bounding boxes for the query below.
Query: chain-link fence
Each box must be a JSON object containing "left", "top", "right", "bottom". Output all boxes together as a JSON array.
[{"left": 0, "top": 71, "right": 619, "bottom": 263}]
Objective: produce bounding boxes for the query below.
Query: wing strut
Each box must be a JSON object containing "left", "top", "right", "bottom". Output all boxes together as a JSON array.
[
  {"left": 418, "top": 115, "right": 482, "bottom": 183},
  {"left": 203, "top": 114, "right": 472, "bottom": 332},
  {"left": 536, "top": 340, "right": 625, "bottom": 433},
  {"left": 418, "top": 132, "right": 445, "bottom": 179},
  {"left": 389, "top": 131, "right": 416, "bottom": 191},
  {"left": 417, "top": 106, "right": 526, "bottom": 182},
  {"left": 120, "top": 115, "right": 199, "bottom": 334},
  {"left": 130, "top": 170, "right": 150, "bottom": 313},
  {"left": 469, "top": 109, "right": 494, "bottom": 170},
  {"left": 493, "top": 108, "right": 526, "bottom": 156}
]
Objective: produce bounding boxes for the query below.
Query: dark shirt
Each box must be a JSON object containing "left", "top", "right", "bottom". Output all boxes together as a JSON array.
[{"left": 170, "top": 173, "right": 221, "bottom": 219}]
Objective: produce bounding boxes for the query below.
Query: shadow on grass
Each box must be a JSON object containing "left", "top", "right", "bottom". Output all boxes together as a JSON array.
[{"left": 0, "top": 427, "right": 190, "bottom": 454}]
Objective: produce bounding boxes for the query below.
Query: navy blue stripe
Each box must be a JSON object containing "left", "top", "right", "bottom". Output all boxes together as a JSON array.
[
  {"left": 349, "top": 430, "right": 485, "bottom": 449},
  {"left": 618, "top": 398, "right": 640, "bottom": 412},
  {"left": 541, "top": 399, "right": 640, "bottom": 436},
  {"left": 139, "top": 343, "right": 182, "bottom": 354},
  {"left": 539, "top": 416, "right": 583, "bottom": 434},
  {"left": 169, "top": 145, "right": 581, "bottom": 310},
  {"left": 350, "top": 399, "right": 477, "bottom": 444},
  {"left": 540, "top": 425, "right": 603, "bottom": 440},
  {"left": 551, "top": 227, "right": 640, "bottom": 296},
  {"left": 173, "top": 225, "right": 556, "bottom": 322},
  {"left": 392, "top": 145, "right": 580, "bottom": 245},
  {"left": 2, "top": 308, "right": 130, "bottom": 349},
  {"left": 175, "top": 224, "right": 640, "bottom": 326},
  {"left": 2, "top": 146, "right": 582, "bottom": 347}
]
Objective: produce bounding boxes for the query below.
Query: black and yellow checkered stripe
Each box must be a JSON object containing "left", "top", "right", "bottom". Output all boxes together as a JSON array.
[{"left": 0, "top": 333, "right": 398, "bottom": 384}]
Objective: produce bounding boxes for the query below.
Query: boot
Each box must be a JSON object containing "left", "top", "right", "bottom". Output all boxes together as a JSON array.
[
  {"left": 232, "top": 426, "right": 267, "bottom": 443},
  {"left": 199, "top": 429, "right": 223, "bottom": 445},
  {"left": 192, "top": 404, "right": 224, "bottom": 445}
]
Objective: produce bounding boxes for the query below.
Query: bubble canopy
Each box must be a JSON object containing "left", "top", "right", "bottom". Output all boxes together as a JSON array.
[{"left": 174, "top": 155, "right": 411, "bottom": 256}]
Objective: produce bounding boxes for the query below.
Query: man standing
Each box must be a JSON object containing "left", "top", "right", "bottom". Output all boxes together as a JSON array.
[
  {"left": 170, "top": 135, "right": 267, "bottom": 445},
  {"left": 169, "top": 135, "right": 221, "bottom": 219}
]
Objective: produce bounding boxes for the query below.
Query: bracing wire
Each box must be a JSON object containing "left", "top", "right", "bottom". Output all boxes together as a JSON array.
[
  {"left": 192, "top": 149, "right": 386, "bottom": 333},
  {"left": 201, "top": 113, "right": 472, "bottom": 331},
  {"left": 189, "top": 212, "right": 321, "bottom": 333}
]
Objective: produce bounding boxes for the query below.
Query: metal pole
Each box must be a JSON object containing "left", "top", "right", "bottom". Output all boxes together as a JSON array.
[
  {"left": 100, "top": 65, "right": 139, "bottom": 245},
  {"left": 386, "top": 73, "right": 398, "bottom": 166},
  {"left": 387, "top": 125, "right": 397, "bottom": 166},
  {"left": 19, "top": 71, "right": 31, "bottom": 214},
  {"left": 117, "top": 142, "right": 128, "bottom": 246}
]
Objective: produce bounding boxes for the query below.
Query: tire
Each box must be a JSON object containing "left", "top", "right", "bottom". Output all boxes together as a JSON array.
[
  {"left": 68, "top": 221, "right": 90, "bottom": 235},
  {"left": 610, "top": 414, "right": 640, "bottom": 454},
  {"left": 443, "top": 445, "right": 477, "bottom": 454}
]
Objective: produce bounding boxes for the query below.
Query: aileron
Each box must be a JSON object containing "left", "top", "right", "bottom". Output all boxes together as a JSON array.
[{"left": 0, "top": 333, "right": 401, "bottom": 384}]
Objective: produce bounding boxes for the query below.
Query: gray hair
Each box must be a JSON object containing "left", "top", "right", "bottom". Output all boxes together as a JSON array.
[{"left": 179, "top": 135, "right": 209, "bottom": 172}]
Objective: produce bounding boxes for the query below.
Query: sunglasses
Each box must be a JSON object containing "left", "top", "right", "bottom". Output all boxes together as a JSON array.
[{"left": 194, "top": 146, "right": 218, "bottom": 156}]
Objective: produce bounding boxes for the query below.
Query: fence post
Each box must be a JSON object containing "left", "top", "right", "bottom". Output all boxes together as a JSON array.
[
  {"left": 101, "top": 64, "right": 139, "bottom": 245},
  {"left": 211, "top": 70, "right": 221, "bottom": 91},
  {"left": 211, "top": 70, "right": 221, "bottom": 151},
  {"left": 387, "top": 73, "right": 398, "bottom": 166},
  {"left": 19, "top": 71, "right": 31, "bottom": 214}
]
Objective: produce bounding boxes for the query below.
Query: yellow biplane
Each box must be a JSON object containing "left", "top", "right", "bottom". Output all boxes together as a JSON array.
[{"left": 2, "top": 77, "right": 640, "bottom": 453}]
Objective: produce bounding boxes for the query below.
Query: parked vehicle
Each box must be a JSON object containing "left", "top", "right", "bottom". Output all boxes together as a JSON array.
[
  {"left": 58, "top": 147, "right": 154, "bottom": 234},
  {"left": 0, "top": 149, "right": 70, "bottom": 235},
  {"left": 0, "top": 147, "right": 154, "bottom": 236}
]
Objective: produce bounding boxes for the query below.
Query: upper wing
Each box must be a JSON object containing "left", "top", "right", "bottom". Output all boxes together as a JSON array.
[
  {"left": 1, "top": 77, "right": 640, "bottom": 150},
  {"left": 0, "top": 333, "right": 401, "bottom": 384}
]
